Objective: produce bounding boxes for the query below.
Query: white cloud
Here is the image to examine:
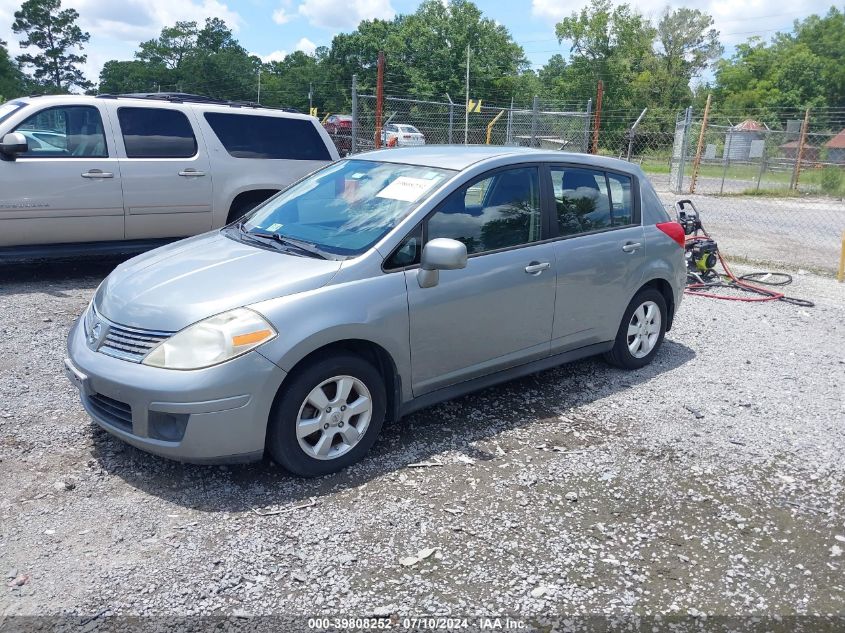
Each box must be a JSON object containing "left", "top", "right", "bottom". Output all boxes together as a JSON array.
[
  {"left": 297, "top": 0, "right": 395, "bottom": 30},
  {"left": 255, "top": 50, "right": 288, "bottom": 63},
  {"left": 531, "top": 0, "right": 834, "bottom": 47},
  {"left": 294, "top": 37, "right": 317, "bottom": 55},
  {"left": 272, "top": 8, "right": 293, "bottom": 25},
  {"left": 0, "top": 0, "right": 243, "bottom": 88}
]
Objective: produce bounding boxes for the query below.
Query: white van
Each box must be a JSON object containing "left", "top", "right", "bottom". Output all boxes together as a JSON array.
[{"left": 0, "top": 93, "right": 339, "bottom": 254}]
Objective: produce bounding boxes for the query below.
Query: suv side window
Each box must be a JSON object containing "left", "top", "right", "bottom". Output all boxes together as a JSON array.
[
  {"left": 427, "top": 166, "right": 541, "bottom": 255},
  {"left": 550, "top": 166, "right": 634, "bottom": 236},
  {"left": 13, "top": 105, "right": 107, "bottom": 158},
  {"left": 117, "top": 107, "right": 197, "bottom": 158},
  {"left": 204, "top": 113, "right": 332, "bottom": 160}
]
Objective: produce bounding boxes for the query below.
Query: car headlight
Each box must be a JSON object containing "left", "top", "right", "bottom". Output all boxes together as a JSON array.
[{"left": 143, "top": 308, "right": 277, "bottom": 370}]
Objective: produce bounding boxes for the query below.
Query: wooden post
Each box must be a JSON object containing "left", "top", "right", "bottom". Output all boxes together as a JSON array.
[
  {"left": 838, "top": 230, "right": 845, "bottom": 283},
  {"left": 591, "top": 80, "right": 603, "bottom": 154},
  {"left": 688, "top": 93, "right": 711, "bottom": 194},
  {"left": 374, "top": 51, "right": 384, "bottom": 149},
  {"left": 791, "top": 108, "right": 810, "bottom": 190}
]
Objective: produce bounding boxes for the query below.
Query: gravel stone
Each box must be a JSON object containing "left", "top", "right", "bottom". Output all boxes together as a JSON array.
[{"left": 1, "top": 255, "right": 843, "bottom": 624}]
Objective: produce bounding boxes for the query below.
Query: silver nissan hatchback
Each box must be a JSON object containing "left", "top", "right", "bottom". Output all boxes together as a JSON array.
[{"left": 65, "top": 146, "right": 686, "bottom": 476}]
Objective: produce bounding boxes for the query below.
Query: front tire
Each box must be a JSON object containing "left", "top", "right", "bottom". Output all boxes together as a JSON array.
[
  {"left": 267, "top": 354, "right": 386, "bottom": 477},
  {"left": 604, "top": 288, "right": 667, "bottom": 369}
]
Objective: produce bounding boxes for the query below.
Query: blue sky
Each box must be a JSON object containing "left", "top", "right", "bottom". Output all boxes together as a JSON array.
[{"left": 0, "top": 0, "right": 833, "bottom": 85}]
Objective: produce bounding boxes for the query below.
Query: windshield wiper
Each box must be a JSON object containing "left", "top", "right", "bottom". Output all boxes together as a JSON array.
[{"left": 241, "top": 226, "right": 331, "bottom": 260}]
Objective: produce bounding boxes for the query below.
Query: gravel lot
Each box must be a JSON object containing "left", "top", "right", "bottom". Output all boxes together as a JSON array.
[{"left": 1, "top": 255, "right": 844, "bottom": 631}]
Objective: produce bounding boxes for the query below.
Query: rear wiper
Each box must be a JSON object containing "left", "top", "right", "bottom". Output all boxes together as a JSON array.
[{"left": 243, "top": 227, "right": 331, "bottom": 260}]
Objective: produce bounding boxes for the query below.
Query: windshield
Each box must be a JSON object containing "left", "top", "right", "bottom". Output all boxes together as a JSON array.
[
  {"left": 242, "top": 159, "right": 454, "bottom": 256},
  {"left": 0, "top": 101, "right": 26, "bottom": 126},
  {"left": 399, "top": 125, "right": 419, "bottom": 134}
]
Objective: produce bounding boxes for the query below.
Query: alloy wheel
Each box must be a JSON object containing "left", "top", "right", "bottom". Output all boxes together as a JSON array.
[
  {"left": 295, "top": 375, "right": 373, "bottom": 461},
  {"left": 627, "top": 300, "right": 661, "bottom": 359}
]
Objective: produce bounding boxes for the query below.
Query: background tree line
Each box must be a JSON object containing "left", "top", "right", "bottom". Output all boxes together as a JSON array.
[{"left": 1, "top": 0, "right": 843, "bottom": 132}]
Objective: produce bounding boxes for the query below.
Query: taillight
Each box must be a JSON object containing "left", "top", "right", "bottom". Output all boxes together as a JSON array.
[{"left": 656, "top": 221, "right": 685, "bottom": 247}]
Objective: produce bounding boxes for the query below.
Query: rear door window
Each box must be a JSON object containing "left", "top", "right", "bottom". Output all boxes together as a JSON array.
[
  {"left": 550, "top": 166, "right": 635, "bottom": 236},
  {"left": 117, "top": 107, "right": 197, "bottom": 158},
  {"left": 204, "top": 112, "right": 331, "bottom": 160}
]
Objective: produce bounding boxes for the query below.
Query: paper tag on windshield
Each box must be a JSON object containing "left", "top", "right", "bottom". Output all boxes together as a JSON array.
[
  {"left": 267, "top": 223, "right": 283, "bottom": 231},
  {"left": 376, "top": 176, "right": 437, "bottom": 202}
]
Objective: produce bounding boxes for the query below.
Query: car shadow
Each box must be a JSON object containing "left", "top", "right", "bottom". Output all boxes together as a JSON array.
[
  {"left": 0, "top": 254, "right": 132, "bottom": 296},
  {"left": 91, "top": 339, "right": 696, "bottom": 511}
]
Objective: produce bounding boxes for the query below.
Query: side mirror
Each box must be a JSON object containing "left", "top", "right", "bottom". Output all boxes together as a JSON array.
[
  {"left": 0, "top": 132, "right": 28, "bottom": 159},
  {"left": 417, "top": 238, "right": 468, "bottom": 288}
]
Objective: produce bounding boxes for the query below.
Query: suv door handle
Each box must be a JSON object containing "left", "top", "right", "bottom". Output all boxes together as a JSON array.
[
  {"left": 524, "top": 261, "right": 551, "bottom": 274},
  {"left": 178, "top": 169, "right": 206, "bottom": 177},
  {"left": 81, "top": 170, "right": 114, "bottom": 179},
  {"left": 622, "top": 242, "right": 642, "bottom": 253}
]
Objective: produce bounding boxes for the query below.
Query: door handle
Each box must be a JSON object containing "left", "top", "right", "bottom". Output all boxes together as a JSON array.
[
  {"left": 524, "top": 261, "right": 551, "bottom": 274},
  {"left": 622, "top": 242, "right": 642, "bottom": 253},
  {"left": 178, "top": 169, "right": 206, "bottom": 177},
  {"left": 81, "top": 170, "right": 114, "bottom": 179}
]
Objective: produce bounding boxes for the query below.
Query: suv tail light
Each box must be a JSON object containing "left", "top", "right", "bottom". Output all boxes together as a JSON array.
[{"left": 656, "top": 221, "right": 685, "bottom": 247}]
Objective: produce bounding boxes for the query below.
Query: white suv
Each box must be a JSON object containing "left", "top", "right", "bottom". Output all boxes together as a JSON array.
[{"left": 0, "top": 93, "right": 339, "bottom": 253}]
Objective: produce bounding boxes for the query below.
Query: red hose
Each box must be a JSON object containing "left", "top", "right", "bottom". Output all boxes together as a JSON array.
[{"left": 684, "top": 234, "right": 787, "bottom": 302}]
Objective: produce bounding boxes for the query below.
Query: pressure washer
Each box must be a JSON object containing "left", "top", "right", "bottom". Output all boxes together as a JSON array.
[{"left": 674, "top": 199, "right": 814, "bottom": 307}]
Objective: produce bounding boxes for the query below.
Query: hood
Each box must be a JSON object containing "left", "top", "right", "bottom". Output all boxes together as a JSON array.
[{"left": 95, "top": 231, "right": 342, "bottom": 331}]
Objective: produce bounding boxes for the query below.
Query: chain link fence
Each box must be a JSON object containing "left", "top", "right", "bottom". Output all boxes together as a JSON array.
[
  {"left": 322, "top": 78, "right": 844, "bottom": 274},
  {"left": 659, "top": 108, "right": 845, "bottom": 273}
]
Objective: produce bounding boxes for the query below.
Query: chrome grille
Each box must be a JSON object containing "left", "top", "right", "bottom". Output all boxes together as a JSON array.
[{"left": 90, "top": 308, "right": 173, "bottom": 363}]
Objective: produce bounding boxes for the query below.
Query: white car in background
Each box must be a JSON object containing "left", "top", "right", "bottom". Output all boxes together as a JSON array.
[{"left": 382, "top": 123, "right": 425, "bottom": 147}]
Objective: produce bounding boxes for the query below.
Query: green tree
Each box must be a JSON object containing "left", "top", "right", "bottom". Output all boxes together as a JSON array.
[
  {"left": 12, "top": 0, "right": 91, "bottom": 92},
  {"left": 553, "top": 0, "right": 656, "bottom": 111},
  {"left": 654, "top": 8, "right": 722, "bottom": 108},
  {"left": 136, "top": 21, "right": 198, "bottom": 70},
  {"left": 0, "top": 39, "right": 26, "bottom": 100}
]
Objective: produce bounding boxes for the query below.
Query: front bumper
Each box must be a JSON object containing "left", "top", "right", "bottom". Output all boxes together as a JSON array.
[{"left": 65, "top": 316, "right": 287, "bottom": 463}]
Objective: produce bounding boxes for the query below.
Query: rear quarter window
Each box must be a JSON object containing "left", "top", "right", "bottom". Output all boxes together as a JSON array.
[{"left": 204, "top": 112, "right": 331, "bottom": 160}]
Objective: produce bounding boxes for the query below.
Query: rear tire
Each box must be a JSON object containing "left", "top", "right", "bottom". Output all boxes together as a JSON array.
[
  {"left": 604, "top": 288, "right": 667, "bottom": 369},
  {"left": 267, "top": 354, "right": 386, "bottom": 477}
]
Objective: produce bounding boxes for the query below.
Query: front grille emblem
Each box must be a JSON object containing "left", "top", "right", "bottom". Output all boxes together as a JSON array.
[{"left": 87, "top": 320, "right": 105, "bottom": 348}]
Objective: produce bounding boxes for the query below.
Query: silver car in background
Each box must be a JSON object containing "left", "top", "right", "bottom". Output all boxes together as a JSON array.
[{"left": 65, "top": 146, "right": 686, "bottom": 476}]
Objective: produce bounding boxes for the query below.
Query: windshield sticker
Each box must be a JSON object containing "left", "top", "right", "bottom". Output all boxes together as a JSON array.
[
  {"left": 267, "top": 223, "right": 283, "bottom": 231},
  {"left": 376, "top": 176, "right": 437, "bottom": 202}
]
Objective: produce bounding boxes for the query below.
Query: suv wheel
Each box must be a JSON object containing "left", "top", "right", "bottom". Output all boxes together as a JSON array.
[
  {"left": 267, "top": 354, "right": 386, "bottom": 476},
  {"left": 604, "top": 288, "right": 667, "bottom": 369}
]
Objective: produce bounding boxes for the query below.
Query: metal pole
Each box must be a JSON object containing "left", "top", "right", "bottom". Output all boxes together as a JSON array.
[
  {"left": 309, "top": 82, "right": 313, "bottom": 113},
  {"left": 689, "top": 94, "right": 711, "bottom": 193},
  {"left": 792, "top": 108, "right": 810, "bottom": 191},
  {"left": 446, "top": 93, "right": 454, "bottom": 144},
  {"left": 720, "top": 123, "right": 733, "bottom": 195},
  {"left": 530, "top": 95, "right": 539, "bottom": 148},
  {"left": 678, "top": 106, "right": 692, "bottom": 191},
  {"left": 506, "top": 96, "right": 514, "bottom": 145},
  {"left": 257, "top": 68, "right": 261, "bottom": 104},
  {"left": 756, "top": 132, "right": 767, "bottom": 192},
  {"left": 591, "top": 80, "right": 603, "bottom": 154},
  {"left": 375, "top": 51, "right": 384, "bottom": 149},
  {"left": 351, "top": 74, "right": 358, "bottom": 155},
  {"left": 464, "top": 45, "right": 470, "bottom": 145},
  {"left": 626, "top": 107, "right": 648, "bottom": 162},
  {"left": 583, "top": 98, "right": 592, "bottom": 153}
]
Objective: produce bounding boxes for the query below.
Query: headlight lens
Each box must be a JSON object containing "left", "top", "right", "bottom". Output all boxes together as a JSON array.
[{"left": 143, "top": 308, "right": 277, "bottom": 370}]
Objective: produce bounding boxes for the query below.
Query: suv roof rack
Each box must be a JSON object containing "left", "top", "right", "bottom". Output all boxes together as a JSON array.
[{"left": 94, "top": 92, "right": 301, "bottom": 114}]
